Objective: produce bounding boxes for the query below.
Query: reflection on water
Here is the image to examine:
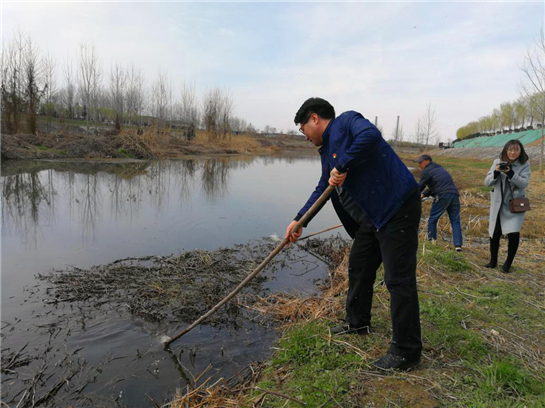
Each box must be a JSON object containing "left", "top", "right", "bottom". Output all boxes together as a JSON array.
[
  {"left": 2, "top": 159, "right": 256, "bottom": 247},
  {"left": 2, "top": 156, "right": 321, "bottom": 249},
  {"left": 1, "top": 155, "right": 343, "bottom": 407}
]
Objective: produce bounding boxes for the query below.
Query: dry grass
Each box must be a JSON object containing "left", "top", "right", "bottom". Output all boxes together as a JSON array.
[
  {"left": 249, "top": 250, "right": 349, "bottom": 328},
  {"left": 117, "top": 123, "right": 172, "bottom": 158},
  {"left": 193, "top": 130, "right": 281, "bottom": 154}
]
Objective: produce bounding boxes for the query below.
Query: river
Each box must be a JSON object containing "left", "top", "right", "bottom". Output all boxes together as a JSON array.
[{"left": 1, "top": 155, "right": 347, "bottom": 407}]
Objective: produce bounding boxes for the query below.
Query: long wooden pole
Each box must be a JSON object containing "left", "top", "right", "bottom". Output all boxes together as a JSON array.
[
  {"left": 163, "top": 184, "right": 336, "bottom": 348},
  {"left": 298, "top": 224, "right": 343, "bottom": 241}
]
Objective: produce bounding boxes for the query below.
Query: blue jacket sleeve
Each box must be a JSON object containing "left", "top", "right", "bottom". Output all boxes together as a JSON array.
[
  {"left": 335, "top": 113, "right": 382, "bottom": 173},
  {"left": 294, "top": 162, "right": 330, "bottom": 226},
  {"left": 419, "top": 167, "right": 432, "bottom": 193}
]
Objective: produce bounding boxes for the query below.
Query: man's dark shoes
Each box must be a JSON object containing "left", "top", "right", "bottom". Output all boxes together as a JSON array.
[
  {"left": 484, "top": 261, "right": 497, "bottom": 268},
  {"left": 500, "top": 263, "right": 512, "bottom": 273},
  {"left": 330, "top": 324, "right": 371, "bottom": 336},
  {"left": 372, "top": 353, "right": 421, "bottom": 371}
]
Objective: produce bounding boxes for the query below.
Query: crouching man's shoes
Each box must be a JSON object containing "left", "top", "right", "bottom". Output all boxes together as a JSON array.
[
  {"left": 330, "top": 324, "right": 371, "bottom": 336},
  {"left": 372, "top": 353, "right": 421, "bottom": 371}
]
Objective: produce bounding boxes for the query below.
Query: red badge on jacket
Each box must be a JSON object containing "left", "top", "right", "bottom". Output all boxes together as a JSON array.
[{"left": 333, "top": 153, "right": 337, "bottom": 159}]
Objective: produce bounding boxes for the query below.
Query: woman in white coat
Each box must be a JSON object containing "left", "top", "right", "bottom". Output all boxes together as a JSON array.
[{"left": 484, "top": 140, "right": 531, "bottom": 273}]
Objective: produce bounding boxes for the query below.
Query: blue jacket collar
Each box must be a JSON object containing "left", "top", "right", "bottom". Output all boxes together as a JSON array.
[{"left": 318, "top": 118, "right": 334, "bottom": 153}]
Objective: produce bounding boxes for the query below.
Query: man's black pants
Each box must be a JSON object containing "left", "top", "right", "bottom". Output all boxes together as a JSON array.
[{"left": 346, "top": 192, "right": 422, "bottom": 359}]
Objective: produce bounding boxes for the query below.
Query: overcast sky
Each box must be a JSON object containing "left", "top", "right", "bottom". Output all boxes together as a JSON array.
[{"left": 2, "top": 1, "right": 544, "bottom": 141}]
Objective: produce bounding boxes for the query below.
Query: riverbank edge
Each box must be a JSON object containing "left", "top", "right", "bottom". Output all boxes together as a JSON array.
[{"left": 0, "top": 131, "right": 317, "bottom": 161}]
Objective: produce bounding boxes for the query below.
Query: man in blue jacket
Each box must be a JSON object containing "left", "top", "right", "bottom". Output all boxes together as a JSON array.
[
  {"left": 415, "top": 154, "right": 463, "bottom": 251},
  {"left": 285, "top": 98, "right": 422, "bottom": 371}
]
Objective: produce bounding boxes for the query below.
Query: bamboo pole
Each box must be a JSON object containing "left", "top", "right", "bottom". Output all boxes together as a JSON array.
[
  {"left": 298, "top": 224, "right": 343, "bottom": 241},
  {"left": 163, "top": 184, "right": 336, "bottom": 348}
]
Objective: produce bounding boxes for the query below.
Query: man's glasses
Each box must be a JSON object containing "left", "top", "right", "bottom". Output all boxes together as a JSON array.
[{"left": 298, "top": 113, "right": 312, "bottom": 135}]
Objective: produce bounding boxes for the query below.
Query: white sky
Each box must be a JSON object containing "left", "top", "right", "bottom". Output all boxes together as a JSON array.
[{"left": 2, "top": 1, "right": 544, "bottom": 141}]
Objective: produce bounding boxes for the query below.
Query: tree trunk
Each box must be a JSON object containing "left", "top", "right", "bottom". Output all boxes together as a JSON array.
[{"left": 539, "top": 126, "right": 545, "bottom": 175}]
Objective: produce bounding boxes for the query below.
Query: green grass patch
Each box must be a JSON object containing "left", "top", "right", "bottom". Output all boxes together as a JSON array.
[
  {"left": 262, "top": 321, "right": 362, "bottom": 406},
  {"left": 420, "top": 298, "right": 488, "bottom": 360},
  {"left": 37, "top": 145, "right": 49, "bottom": 151},
  {"left": 466, "top": 282, "right": 543, "bottom": 329},
  {"left": 118, "top": 148, "right": 134, "bottom": 158},
  {"left": 475, "top": 185, "right": 493, "bottom": 193},
  {"left": 455, "top": 358, "right": 545, "bottom": 407},
  {"left": 422, "top": 243, "right": 472, "bottom": 273}
]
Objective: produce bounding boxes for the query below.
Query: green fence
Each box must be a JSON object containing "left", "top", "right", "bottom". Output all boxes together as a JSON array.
[{"left": 454, "top": 129, "right": 542, "bottom": 148}]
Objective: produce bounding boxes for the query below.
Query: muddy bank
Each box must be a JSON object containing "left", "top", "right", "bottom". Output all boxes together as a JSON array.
[{"left": 1, "top": 131, "right": 313, "bottom": 161}]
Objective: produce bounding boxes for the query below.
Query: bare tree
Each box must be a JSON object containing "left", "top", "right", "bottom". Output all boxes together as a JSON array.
[
  {"left": 77, "top": 42, "right": 101, "bottom": 134},
  {"left": 1, "top": 30, "right": 32, "bottom": 134},
  {"left": 230, "top": 116, "right": 247, "bottom": 134},
  {"left": 13, "top": 29, "right": 27, "bottom": 108},
  {"left": 42, "top": 51, "right": 56, "bottom": 130},
  {"left": 202, "top": 88, "right": 220, "bottom": 137},
  {"left": 220, "top": 90, "right": 233, "bottom": 138},
  {"left": 1, "top": 38, "right": 19, "bottom": 133},
  {"left": 150, "top": 70, "right": 170, "bottom": 121},
  {"left": 520, "top": 27, "right": 545, "bottom": 173},
  {"left": 201, "top": 87, "right": 233, "bottom": 140},
  {"left": 109, "top": 63, "right": 126, "bottom": 128},
  {"left": 245, "top": 122, "right": 258, "bottom": 136},
  {"left": 125, "top": 64, "right": 145, "bottom": 125},
  {"left": 23, "top": 36, "right": 43, "bottom": 135},
  {"left": 61, "top": 60, "right": 76, "bottom": 120},
  {"left": 421, "top": 103, "right": 439, "bottom": 146},
  {"left": 177, "top": 80, "right": 199, "bottom": 126},
  {"left": 412, "top": 119, "right": 424, "bottom": 145}
]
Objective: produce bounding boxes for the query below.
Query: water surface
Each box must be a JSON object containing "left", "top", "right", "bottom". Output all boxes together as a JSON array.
[{"left": 1, "top": 155, "right": 347, "bottom": 407}]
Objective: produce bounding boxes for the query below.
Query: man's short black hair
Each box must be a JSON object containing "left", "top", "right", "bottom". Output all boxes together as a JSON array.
[{"left": 294, "top": 97, "right": 336, "bottom": 125}]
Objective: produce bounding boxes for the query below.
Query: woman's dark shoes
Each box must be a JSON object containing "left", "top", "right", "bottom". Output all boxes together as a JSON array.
[
  {"left": 484, "top": 262, "right": 497, "bottom": 268},
  {"left": 500, "top": 263, "right": 512, "bottom": 273},
  {"left": 371, "top": 353, "right": 421, "bottom": 371}
]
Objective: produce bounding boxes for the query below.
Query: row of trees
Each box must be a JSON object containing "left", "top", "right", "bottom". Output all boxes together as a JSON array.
[
  {"left": 1, "top": 29, "right": 260, "bottom": 139},
  {"left": 456, "top": 28, "right": 545, "bottom": 172},
  {"left": 456, "top": 94, "right": 544, "bottom": 140}
]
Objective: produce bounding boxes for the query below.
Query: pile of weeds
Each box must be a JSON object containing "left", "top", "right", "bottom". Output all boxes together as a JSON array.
[{"left": 37, "top": 242, "right": 285, "bottom": 326}]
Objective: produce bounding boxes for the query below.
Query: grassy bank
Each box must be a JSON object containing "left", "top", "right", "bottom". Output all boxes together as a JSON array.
[{"left": 169, "top": 156, "right": 545, "bottom": 407}]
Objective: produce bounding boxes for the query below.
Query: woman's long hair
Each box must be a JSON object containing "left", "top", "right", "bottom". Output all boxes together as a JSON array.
[{"left": 500, "top": 139, "right": 529, "bottom": 164}]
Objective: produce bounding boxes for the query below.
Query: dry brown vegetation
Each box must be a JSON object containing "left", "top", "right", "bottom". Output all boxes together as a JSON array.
[{"left": 1, "top": 127, "right": 311, "bottom": 160}]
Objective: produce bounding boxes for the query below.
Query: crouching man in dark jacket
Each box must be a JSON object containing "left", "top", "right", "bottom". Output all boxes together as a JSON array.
[
  {"left": 285, "top": 98, "right": 422, "bottom": 371},
  {"left": 415, "top": 155, "right": 463, "bottom": 251}
]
